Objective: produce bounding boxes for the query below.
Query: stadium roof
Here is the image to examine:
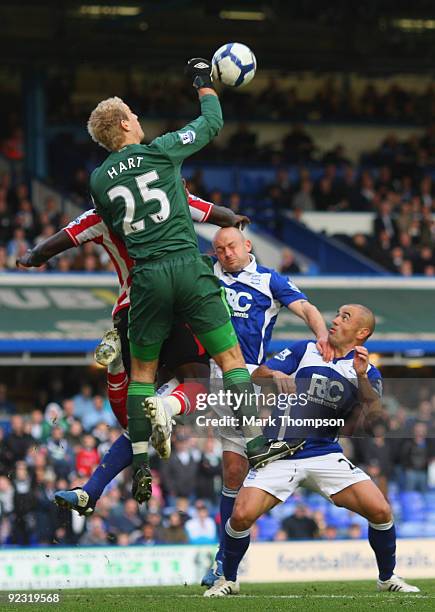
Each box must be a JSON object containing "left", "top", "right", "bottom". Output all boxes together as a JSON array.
[{"left": 3, "top": 1, "right": 435, "bottom": 73}]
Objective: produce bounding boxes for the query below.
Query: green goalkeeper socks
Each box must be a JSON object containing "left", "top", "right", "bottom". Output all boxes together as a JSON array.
[
  {"left": 127, "top": 381, "right": 154, "bottom": 469},
  {"left": 223, "top": 368, "right": 265, "bottom": 443}
]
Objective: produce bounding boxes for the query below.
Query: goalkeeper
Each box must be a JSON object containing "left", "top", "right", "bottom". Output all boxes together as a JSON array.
[{"left": 87, "top": 58, "right": 302, "bottom": 504}]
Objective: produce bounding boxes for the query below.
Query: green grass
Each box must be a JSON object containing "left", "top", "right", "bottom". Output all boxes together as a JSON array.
[{"left": 2, "top": 580, "right": 435, "bottom": 612}]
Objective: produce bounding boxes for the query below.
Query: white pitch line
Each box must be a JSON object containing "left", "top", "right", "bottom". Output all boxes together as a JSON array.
[{"left": 89, "top": 594, "right": 432, "bottom": 600}]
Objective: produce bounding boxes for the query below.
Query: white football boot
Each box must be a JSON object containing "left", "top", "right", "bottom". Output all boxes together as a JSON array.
[
  {"left": 94, "top": 328, "right": 121, "bottom": 366},
  {"left": 377, "top": 574, "right": 420, "bottom": 592},
  {"left": 203, "top": 576, "right": 240, "bottom": 597},
  {"left": 143, "top": 397, "right": 173, "bottom": 459}
]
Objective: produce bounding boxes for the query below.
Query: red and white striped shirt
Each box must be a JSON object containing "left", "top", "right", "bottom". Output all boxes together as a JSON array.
[{"left": 63, "top": 193, "right": 214, "bottom": 316}]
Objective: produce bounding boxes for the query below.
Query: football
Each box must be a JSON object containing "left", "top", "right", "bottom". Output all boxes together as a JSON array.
[{"left": 212, "top": 42, "right": 257, "bottom": 87}]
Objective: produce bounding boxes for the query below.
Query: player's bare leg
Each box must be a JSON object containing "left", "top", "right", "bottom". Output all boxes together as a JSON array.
[
  {"left": 204, "top": 486, "right": 278, "bottom": 597},
  {"left": 332, "top": 480, "right": 419, "bottom": 592}
]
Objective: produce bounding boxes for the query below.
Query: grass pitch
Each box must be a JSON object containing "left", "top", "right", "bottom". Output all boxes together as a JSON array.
[{"left": 2, "top": 580, "right": 435, "bottom": 611}]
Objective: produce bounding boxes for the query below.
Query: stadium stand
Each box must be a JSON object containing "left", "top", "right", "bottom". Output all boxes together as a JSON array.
[{"left": 0, "top": 378, "right": 434, "bottom": 546}]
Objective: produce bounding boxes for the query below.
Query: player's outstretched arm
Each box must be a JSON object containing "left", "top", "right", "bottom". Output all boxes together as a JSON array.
[
  {"left": 208, "top": 206, "right": 251, "bottom": 229},
  {"left": 151, "top": 58, "right": 222, "bottom": 163},
  {"left": 16, "top": 231, "right": 74, "bottom": 268},
  {"left": 252, "top": 364, "right": 296, "bottom": 395},
  {"left": 289, "top": 300, "right": 334, "bottom": 362}
]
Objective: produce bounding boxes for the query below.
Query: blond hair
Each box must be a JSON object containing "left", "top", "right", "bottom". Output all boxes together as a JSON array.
[{"left": 87, "top": 97, "right": 129, "bottom": 151}]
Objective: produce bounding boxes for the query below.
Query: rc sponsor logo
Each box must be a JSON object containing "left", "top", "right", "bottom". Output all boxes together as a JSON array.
[{"left": 224, "top": 287, "right": 252, "bottom": 316}]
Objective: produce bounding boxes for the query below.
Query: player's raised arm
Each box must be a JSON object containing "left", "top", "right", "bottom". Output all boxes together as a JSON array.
[
  {"left": 354, "top": 346, "right": 384, "bottom": 419},
  {"left": 152, "top": 58, "right": 223, "bottom": 163},
  {"left": 288, "top": 299, "right": 334, "bottom": 361}
]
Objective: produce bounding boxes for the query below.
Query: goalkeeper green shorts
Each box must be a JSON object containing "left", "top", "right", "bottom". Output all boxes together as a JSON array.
[{"left": 129, "top": 250, "right": 237, "bottom": 361}]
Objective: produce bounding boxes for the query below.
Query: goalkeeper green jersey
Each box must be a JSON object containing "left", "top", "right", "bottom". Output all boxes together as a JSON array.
[{"left": 90, "top": 95, "right": 223, "bottom": 260}]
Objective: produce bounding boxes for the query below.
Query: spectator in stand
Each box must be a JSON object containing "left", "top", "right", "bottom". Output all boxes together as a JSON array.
[
  {"left": 81, "top": 394, "right": 116, "bottom": 431},
  {"left": 160, "top": 512, "right": 188, "bottom": 544},
  {"left": 160, "top": 436, "right": 200, "bottom": 502},
  {"left": 15, "top": 200, "right": 35, "bottom": 237},
  {"left": 69, "top": 168, "right": 90, "bottom": 205},
  {"left": 282, "top": 124, "right": 315, "bottom": 163},
  {"left": 227, "top": 123, "right": 257, "bottom": 162},
  {"left": 397, "top": 201, "right": 413, "bottom": 235},
  {"left": 6, "top": 227, "right": 29, "bottom": 264},
  {"left": 347, "top": 524, "right": 363, "bottom": 539},
  {"left": 400, "top": 260, "right": 414, "bottom": 276},
  {"left": 414, "top": 246, "right": 434, "bottom": 274},
  {"left": 29, "top": 409, "right": 44, "bottom": 441},
  {"left": 0, "top": 197, "right": 12, "bottom": 245},
  {"left": 108, "top": 499, "right": 142, "bottom": 535},
  {"left": 375, "top": 166, "right": 394, "bottom": 197},
  {"left": 398, "top": 232, "right": 417, "bottom": 261},
  {"left": 134, "top": 522, "right": 159, "bottom": 545},
  {"left": 281, "top": 504, "right": 319, "bottom": 540},
  {"left": 185, "top": 502, "right": 217, "bottom": 544},
  {"left": 73, "top": 384, "right": 94, "bottom": 421},
  {"left": 41, "top": 402, "right": 63, "bottom": 442},
  {"left": 195, "top": 438, "right": 222, "bottom": 504},
  {"left": 354, "top": 171, "right": 377, "bottom": 211},
  {"left": 389, "top": 246, "right": 406, "bottom": 274},
  {"left": 322, "top": 144, "right": 350, "bottom": 167},
  {"left": 292, "top": 178, "right": 315, "bottom": 211},
  {"left": 361, "top": 423, "right": 393, "bottom": 498},
  {"left": 65, "top": 419, "right": 83, "bottom": 448},
  {"left": 116, "top": 532, "right": 131, "bottom": 546},
  {"left": 279, "top": 247, "right": 301, "bottom": 275},
  {"left": 227, "top": 192, "right": 242, "bottom": 216},
  {"left": 373, "top": 200, "right": 399, "bottom": 242},
  {"left": 265, "top": 168, "right": 293, "bottom": 216},
  {"left": 313, "top": 175, "right": 342, "bottom": 211},
  {"left": 322, "top": 526, "right": 339, "bottom": 540},
  {"left": 371, "top": 230, "right": 395, "bottom": 270},
  {"left": 75, "top": 434, "right": 99, "bottom": 478},
  {"left": 34, "top": 470, "right": 58, "bottom": 544},
  {"left": 351, "top": 234, "right": 371, "bottom": 260},
  {"left": 400, "top": 422, "right": 433, "bottom": 491},
  {"left": 59, "top": 399, "right": 76, "bottom": 432},
  {"left": 0, "top": 475, "right": 14, "bottom": 530},
  {"left": 2, "top": 415, "right": 34, "bottom": 469},
  {"left": 43, "top": 196, "right": 61, "bottom": 227},
  {"left": 79, "top": 515, "right": 107, "bottom": 546},
  {"left": 10, "top": 462, "right": 36, "bottom": 545},
  {"left": 0, "top": 246, "right": 7, "bottom": 271},
  {"left": 46, "top": 426, "right": 74, "bottom": 479},
  {"left": 0, "top": 383, "right": 15, "bottom": 415}
]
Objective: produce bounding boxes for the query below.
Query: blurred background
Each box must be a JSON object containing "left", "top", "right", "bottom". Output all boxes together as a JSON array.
[{"left": 1, "top": 1, "right": 435, "bottom": 554}]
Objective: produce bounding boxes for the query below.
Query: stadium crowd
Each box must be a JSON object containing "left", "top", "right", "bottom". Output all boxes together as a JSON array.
[
  {"left": 34, "top": 76, "right": 435, "bottom": 125},
  {"left": 2, "top": 139, "right": 435, "bottom": 276},
  {"left": 2, "top": 110, "right": 435, "bottom": 274},
  {"left": 0, "top": 380, "right": 434, "bottom": 547}
]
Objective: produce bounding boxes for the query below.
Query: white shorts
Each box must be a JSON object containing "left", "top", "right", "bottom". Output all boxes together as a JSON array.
[
  {"left": 209, "top": 360, "right": 259, "bottom": 457},
  {"left": 243, "top": 452, "right": 370, "bottom": 502}
]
